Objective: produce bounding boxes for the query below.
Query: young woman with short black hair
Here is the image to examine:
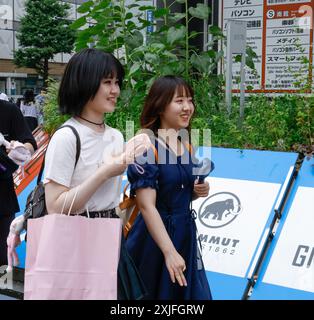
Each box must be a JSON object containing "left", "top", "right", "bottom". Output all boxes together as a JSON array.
[{"left": 43, "top": 48, "right": 146, "bottom": 300}]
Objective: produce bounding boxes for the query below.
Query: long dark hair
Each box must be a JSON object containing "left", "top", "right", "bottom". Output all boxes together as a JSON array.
[
  {"left": 140, "top": 76, "right": 195, "bottom": 135},
  {"left": 23, "top": 89, "right": 35, "bottom": 104}
]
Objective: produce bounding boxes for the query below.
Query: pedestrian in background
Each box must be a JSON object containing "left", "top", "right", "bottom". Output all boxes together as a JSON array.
[
  {"left": 20, "top": 90, "right": 39, "bottom": 132},
  {"left": 0, "top": 99, "right": 36, "bottom": 266}
]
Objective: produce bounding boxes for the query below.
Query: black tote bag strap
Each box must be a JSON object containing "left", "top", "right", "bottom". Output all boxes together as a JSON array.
[{"left": 36, "top": 125, "right": 81, "bottom": 185}]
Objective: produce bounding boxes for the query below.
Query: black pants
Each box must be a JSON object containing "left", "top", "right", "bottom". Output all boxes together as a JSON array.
[
  {"left": 24, "top": 117, "right": 38, "bottom": 133},
  {"left": 0, "top": 214, "right": 14, "bottom": 266}
]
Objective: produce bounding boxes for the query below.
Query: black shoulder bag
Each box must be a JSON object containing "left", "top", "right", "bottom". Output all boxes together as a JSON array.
[{"left": 23, "top": 125, "right": 81, "bottom": 230}]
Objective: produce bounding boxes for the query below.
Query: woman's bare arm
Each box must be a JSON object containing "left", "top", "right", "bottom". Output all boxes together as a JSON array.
[
  {"left": 136, "top": 187, "right": 187, "bottom": 286},
  {"left": 45, "top": 160, "right": 126, "bottom": 214}
]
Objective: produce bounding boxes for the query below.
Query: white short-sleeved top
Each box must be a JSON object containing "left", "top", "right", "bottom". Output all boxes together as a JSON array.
[{"left": 43, "top": 118, "right": 124, "bottom": 213}]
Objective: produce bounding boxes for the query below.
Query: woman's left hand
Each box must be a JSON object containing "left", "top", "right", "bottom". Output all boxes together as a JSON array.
[{"left": 193, "top": 180, "right": 210, "bottom": 198}]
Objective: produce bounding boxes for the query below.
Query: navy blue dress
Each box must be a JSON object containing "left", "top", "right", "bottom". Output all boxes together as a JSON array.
[{"left": 126, "top": 141, "right": 212, "bottom": 300}]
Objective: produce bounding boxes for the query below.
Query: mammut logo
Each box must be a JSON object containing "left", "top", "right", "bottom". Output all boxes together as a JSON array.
[{"left": 198, "top": 192, "right": 242, "bottom": 228}]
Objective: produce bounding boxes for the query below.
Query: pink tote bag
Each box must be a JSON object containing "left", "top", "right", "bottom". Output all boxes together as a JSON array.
[{"left": 24, "top": 190, "right": 122, "bottom": 300}]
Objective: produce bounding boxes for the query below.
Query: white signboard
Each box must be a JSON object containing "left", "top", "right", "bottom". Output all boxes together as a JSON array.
[
  {"left": 265, "top": 9, "right": 312, "bottom": 91},
  {"left": 263, "top": 186, "right": 314, "bottom": 292},
  {"left": 194, "top": 177, "right": 281, "bottom": 277},
  {"left": 221, "top": 0, "right": 314, "bottom": 93},
  {"left": 222, "top": 0, "right": 264, "bottom": 91}
]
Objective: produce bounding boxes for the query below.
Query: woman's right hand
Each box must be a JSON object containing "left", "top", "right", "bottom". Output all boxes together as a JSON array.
[
  {"left": 124, "top": 133, "right": 151, "bottom": 164},
  {"left": 164, "top": 248, "right": 187, "bottom": 287},
  {"left": 103, "top": 159, "right": 127, "bottom": 179}
]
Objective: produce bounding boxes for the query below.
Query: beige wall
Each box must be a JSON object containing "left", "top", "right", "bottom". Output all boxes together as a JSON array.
[{"left": 0, "top": 59, "right": 66, "bottom": 76}]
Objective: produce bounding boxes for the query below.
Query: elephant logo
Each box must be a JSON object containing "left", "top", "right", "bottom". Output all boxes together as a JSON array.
[{"left": 198, "top": 192, "right": 242, "bottom": 228}]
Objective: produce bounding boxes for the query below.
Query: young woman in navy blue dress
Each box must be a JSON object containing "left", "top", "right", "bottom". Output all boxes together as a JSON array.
[{"left": 126, "top": 76, "right": 212, "bottom": 300}]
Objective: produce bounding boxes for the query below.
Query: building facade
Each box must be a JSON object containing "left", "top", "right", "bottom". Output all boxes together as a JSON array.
[
  {"left": 0, "top": 0, "right": 218, "bottom": 98},
  {"left": 0, "top": 0, "right": 88, "bottom": 98}
]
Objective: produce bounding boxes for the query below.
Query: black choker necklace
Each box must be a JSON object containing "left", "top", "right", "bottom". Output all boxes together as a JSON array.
[{"left": 77, "top": 115, "right": 104, "bottom": 127}]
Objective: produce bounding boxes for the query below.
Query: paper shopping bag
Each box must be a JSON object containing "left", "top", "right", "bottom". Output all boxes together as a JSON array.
[{"left": 24, "top": 214, "right": 122, "bottom": 300}]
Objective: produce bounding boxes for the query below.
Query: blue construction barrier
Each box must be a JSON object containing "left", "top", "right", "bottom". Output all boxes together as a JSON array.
[
  {"left": 193, "top": 147, "right": 298, "bottom": 300},
  {"left": 249, "top": 156, "right": 314, "bottom": 300},
  {"left": 14, "top": 178, "right": 39, "bottom": 269},
  {"left": 13, "top": 146, "right": 309, "bottom": 300}
]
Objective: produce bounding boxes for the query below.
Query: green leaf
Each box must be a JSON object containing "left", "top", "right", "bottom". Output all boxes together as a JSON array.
[
  {"left": 144, "top": 77, "right": 155, "bottom": 90},
  {"left": 163, "top": 51, "right": 178, "bottom": 60},
  {"left": 159, "top": 65, "right": 177, "bottom": 76},
  {"left": 129, "top": 62, "right": 141, "bottom": 76},
  {"left": 125, "top": 31, "right": 144, "bottom": 50},
  {"left": 139, "top": 6, "right": 156, "bottom": 11},
  {"left": 154, "top": 8, "right": 170, "bottom": 18},
  {"left": 113, "top": 5, "right": 122, "bottom": 13},
  {"left": 126, "top": 21, "right": 136, "bottom": 29},
  {"left": 150, "top": 43, "right": 165, "bottom": 51},
  {"left": 189, "top": 4, "right": 210, "bottom": 20},
  {"left": 127, "top": 4, "right": 140, "bottom": 10},
  {"left": 91, "top": 23, "right": 108, "bottom": 34},
  {"left": 166, "top": 26, "right": 186, "bottom": 45},
  {"left": 77, "top": 1, "right": 94, "bottom": 14},
  {"left": 175, "top": 0, "right": 186, "bottom": 4},
  {"left": 70, "top": 16, "right": 87, "bottom": 30},
  {"left": 246, "top": 46, "right": 258, "bottom": 59},
  {"left": 138, "top": 17, "right": 153, "bottom": 28},
  {"left": 144, "top": 52, "right": 159, "bottom": 64},
  {"left": 125, "top": 12, "right": 133, "bottom": 20},
  {"left": 75, "top": 41, "right": 89, "bottom": 51},
  {"left": 189, "top": 31, "right": 200, "bottom": 39},
  {"left": 190, "top": 53, "right": 213, "bottom": 74},
  {"left": 209, "top": 25, "right": 224, "bottom": 37},
  {"left": 215, "top": 51, "right": 224, "bottom": 62},
  {"left": 173, "top": 13, "right": 186, "bottom": 21},
  {"left": 207, "top": 49, "right": 216, "bottom": 59},
  {"left": 235, "top": 55, "right": 242, "bottom": 63},
  {"left": 246, "top": 56, "right": 255, "bottom": 70}
]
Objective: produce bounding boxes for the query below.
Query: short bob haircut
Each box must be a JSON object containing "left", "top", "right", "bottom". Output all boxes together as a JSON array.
[
  {"left": 140, "top": 75, "right": 195, "bottom": 135},
  {"left": 58, "top": 48, "right": 124, "bottom": 116}
]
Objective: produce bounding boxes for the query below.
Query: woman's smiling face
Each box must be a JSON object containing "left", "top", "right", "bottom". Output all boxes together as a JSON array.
[
  {"left": 160, "top": 88, "right": 195, "bottom": 130},
  {"left": 85, "top": 76, "right": 121, "bottom": 115}
]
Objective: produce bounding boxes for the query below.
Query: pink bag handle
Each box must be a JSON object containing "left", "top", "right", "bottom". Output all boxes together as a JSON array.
[{"left": 61, "top": 187, "right": 79, "bottom": 216}]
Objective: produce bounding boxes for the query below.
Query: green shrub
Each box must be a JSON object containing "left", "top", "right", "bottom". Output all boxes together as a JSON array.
[
  {"left": 43, "top": 79, "right": 69, "bottom": 134},
  {"left": 42, "top": 77, "right": 313, "bottom": 154},
  {"left": 41, "top": 1, "right": 313, "bottom": 155}
]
